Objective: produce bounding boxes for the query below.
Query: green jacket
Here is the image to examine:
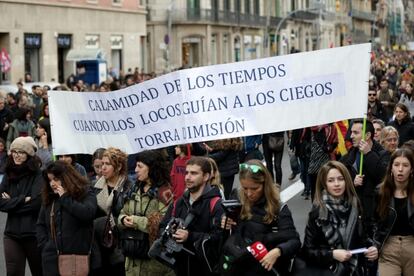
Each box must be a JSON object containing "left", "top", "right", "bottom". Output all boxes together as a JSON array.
[{"left": 118, "top": 185, "right": 174, "bottom": 276}]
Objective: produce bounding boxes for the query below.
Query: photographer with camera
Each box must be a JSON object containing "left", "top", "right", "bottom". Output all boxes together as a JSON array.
[
  {"left": 220, "top": 160, "right": 301, "bottom": 276},
  {"left": 156, "top": 156, "right": 224, "bottom": 276}
]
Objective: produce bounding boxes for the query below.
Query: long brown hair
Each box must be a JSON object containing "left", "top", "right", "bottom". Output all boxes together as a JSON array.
[
  {"left": 377, "top": 148, "right": 414, "bottom": 220},
  {"left": 314, "top": 161, "right": 360, "bottom": 210},
  {"left": 239, "top": 159, "right": 280, "bottom": 224},
  {"left": 42, "top": 161, "right": 89, "bottom": 205}
]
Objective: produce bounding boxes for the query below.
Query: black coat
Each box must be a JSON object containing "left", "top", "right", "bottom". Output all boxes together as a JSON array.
[
  {"left": 229, "top": 198, "right": 301, "bottom": 276},
  {"left": 340, "top": 141, "right": 388, "bottom": 219},
  {"left": 159, "top": 185, "right": 224, "bottom": 276},
  {"left": 209, "top": 150, "right": 239, "bottom": 177},
  {"left": 0, "top": 169, "right": 43, "bottom": 238},
  {"left": 302, "top": 204, "right": 375, "bottom": 276},
  {"left": 36, "top": 188, "right": 99, "bottom": 276},
  {"left": 372, "top": 195, "right": 414, "bottom": 252},
  {"left": 388, "top": 118, "right": 414, "bottom": 146}
]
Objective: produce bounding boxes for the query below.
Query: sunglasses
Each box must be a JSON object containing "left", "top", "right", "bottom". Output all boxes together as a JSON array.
[
  {"left": 368, "top": 93, "right": 376, "bottom": 96},
  {"left": 239, "top": 163, "right": 263, "bottom": 173}
]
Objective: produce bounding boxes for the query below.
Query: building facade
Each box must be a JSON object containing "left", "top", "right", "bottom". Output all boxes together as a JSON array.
[{"left": 0, "top": 0, "right": 147, "bottom": 84}]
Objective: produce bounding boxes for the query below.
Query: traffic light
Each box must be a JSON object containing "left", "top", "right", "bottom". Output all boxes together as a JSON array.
[{"left": 336, "top": 0, "right": 340, "bottom": 12}]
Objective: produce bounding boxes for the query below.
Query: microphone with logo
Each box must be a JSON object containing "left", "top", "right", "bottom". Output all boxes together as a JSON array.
[{"left": 247, "top": 241, "right": 279, "bottom": 275}]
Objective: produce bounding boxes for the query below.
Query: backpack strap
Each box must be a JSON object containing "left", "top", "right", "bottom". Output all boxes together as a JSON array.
[
  {"left": 209, "top": 196, "right": 221, "bottom": 214},
  {"left": 172, "top": 196, "right": 220, "bottom": 217}
]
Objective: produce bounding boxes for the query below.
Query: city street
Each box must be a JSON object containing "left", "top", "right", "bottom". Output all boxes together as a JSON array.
[{"left": 0, "top": 141, "right": 311, "bottom": 275}]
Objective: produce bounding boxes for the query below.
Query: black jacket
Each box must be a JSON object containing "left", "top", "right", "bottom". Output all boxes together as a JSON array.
[
  {"left": 372, "top": 195, "right": 414, "bottom": 252},
  {"left": 209, "top": 149, "right": 239, "bottom": 178},
  {"left": 388, "top": 118, "right": 414, "bottom": 146},
  {"left": 340, "top": 141, "right": 388, "bottom": 219},
  {"left": 36, "top": 188, "right": 99, "bottom": 276},
  {"left": 0, "top": 169, "right": 43, "bottom": 238},
  {"left": 159, "top": 185, "right": 224, "bottom": 276},
  {"left": 303, "top": 204, "right": 375, "bottom": 276},
  {"left": 229, "top": 198, "right": 301, "bottom": 276}
]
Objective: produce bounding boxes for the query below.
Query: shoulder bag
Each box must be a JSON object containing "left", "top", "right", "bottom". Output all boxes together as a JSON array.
[{"left": 50, "top": 201, "right": 94, "bottom": 276}]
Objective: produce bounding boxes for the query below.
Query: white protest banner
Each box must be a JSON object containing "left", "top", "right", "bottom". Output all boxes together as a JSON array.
[{"left": 49, "top": 43, "right": 370, "bottom": 154}]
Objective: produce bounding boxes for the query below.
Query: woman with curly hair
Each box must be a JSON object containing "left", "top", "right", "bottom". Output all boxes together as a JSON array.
[
  {"left": 118, "top": 150, "right": 174, "bottom": 276},
  {"left": 94, "top": 147, "right": 132, "bottom": 276},
  {"left": 208, "top": 138, "right": 242, "bottom": 199},
  {"left": 36, "top": 161, "right": 98, "bottom": 276}
]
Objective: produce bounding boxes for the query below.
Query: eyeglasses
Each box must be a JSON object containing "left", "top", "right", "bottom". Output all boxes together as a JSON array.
[
  {"left": 11, "top": 150, "right": 26, "bottom": 157},
  {"left": 239, "top": 163, "right": 263, "bottom": 173},
  {"left": 368, "top": 93, "right": 376, "bottom": 96}
]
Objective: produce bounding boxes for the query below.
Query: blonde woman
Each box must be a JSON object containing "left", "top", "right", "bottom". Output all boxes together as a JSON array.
[
  {"left": 221, "top": 159, "right": 300, "bottom": 275},
  {"left": 94, "top": 147, "right": 132, "bottom": 275},
  {"left": 379, "top": 126, "right": 399, "bottom": 154}
]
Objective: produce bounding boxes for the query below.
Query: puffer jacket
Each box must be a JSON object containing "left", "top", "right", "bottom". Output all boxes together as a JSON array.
[
  {"left": 209, "top": 150, "right": 239, "bottom": 177},
  {"left": 118, "top": 182, "right": 174, "bottom": 276}
]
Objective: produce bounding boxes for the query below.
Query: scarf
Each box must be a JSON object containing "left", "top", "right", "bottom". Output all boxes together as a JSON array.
[
  {"left": 319, "top": 190, "right": 358, "bottom": 275},
  {"left": 95, "top": 175, "right": 126, "bottom": 215}
]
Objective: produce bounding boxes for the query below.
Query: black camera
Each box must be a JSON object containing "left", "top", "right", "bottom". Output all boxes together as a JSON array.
[
  {"left": 148, "top": 217, "right": 194, "bottom": 268},
  {"left": 221, "top": 199, "right": 242, "bottom": 222}
]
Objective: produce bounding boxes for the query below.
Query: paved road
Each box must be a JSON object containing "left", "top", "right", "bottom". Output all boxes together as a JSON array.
[{"left": 0, "top": 142, "right": 312, "bottom": 275}]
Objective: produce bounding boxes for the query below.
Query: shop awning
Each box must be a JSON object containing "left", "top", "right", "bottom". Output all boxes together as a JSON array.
[{"left": 66, "top": 48, "right": 106, "bottom": 61}]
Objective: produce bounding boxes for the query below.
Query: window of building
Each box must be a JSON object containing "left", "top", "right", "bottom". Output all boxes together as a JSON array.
[
  {"left": 112, "top": 0, "right": 122, "bottom": 6},
  {"left": 24, "top": 33, "right": 42, "bottom": 82},
  {"left": 211, "top": 34, "right": 218, "bottom": 64},
  {"left": 224, "top": 0, "right": 230, "bottom": 11},
  {"left": 253, "top": 0, "right": 259, "bottom": 15},
  {"left": 223, "top": 34, "right": 229, "bottom": 63},
  {"left": 236, "top": 0, "right": 241, "bottom": 13},
  {"left": 244, "top": 0, "right": 250, "bottom": 13}
]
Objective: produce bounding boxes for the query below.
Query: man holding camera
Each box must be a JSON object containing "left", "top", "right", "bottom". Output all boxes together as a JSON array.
[{"left": 158, "top": 156, "right": 224, "bottom": 276}]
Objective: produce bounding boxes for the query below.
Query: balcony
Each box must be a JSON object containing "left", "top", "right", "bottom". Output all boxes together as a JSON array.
[
  {"left": 351, "top": 9, "right": 376, "bottom": 22},
  {"left": 352, "top": 29, "right": 371, "bottom": 43},
  {"left": 291, "top": 10, "right": 319, "bottom": 22},
  {"left": 169, "top": 8, "right": 267, "bottom": 27}
]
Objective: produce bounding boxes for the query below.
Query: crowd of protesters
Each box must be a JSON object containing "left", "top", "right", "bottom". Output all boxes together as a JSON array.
[{"left": 0, "top": 49, "right": 412, "bottom": 276}]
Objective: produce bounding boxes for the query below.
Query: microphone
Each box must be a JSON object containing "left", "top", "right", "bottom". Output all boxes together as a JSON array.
[{"left": 247, "top": 241, "right": 279, "bottom": 275}]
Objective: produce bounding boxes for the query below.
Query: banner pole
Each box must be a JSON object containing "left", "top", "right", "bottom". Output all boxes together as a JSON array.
[{"left": 359, "top": 117, "right": 367, "bottom": 175}]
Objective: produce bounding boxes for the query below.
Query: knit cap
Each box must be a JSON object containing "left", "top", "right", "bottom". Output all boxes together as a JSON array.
[{"left": 10, "top": 137, "right": 38, "bottom": 156}]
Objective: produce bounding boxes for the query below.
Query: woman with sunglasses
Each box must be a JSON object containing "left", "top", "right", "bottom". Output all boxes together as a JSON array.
[
  {"left": 221, "top": 159, "right": 301, "bottom": 275},
  {"left": 374, "top": 148, "right": 414, "bottom": 275},
  {"left": 0, "top": 137, "right": 43, "bottom": 276},
  {"left": 302, "top": 161, "right": 378, "bottom": 275}
]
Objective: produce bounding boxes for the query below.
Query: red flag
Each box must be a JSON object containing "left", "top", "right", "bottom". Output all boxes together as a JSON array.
[{"left": 0, "top": 48, "right": 11, "bottom": 72}]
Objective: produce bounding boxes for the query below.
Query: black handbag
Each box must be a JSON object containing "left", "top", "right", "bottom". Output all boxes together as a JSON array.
[
  {"left": 119, "top": 194, "right": 152, "bottom": 259},
  {"left": 268, "top": 136, "right": 284, "bottom": 151},
  {"left": 119, "top": 228, "right": 150, "bottom": 259}
]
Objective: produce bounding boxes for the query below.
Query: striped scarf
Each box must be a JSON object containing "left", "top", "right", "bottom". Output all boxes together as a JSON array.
[{"left": 320, "top": 190, "right": 358, "bottom": 275}]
